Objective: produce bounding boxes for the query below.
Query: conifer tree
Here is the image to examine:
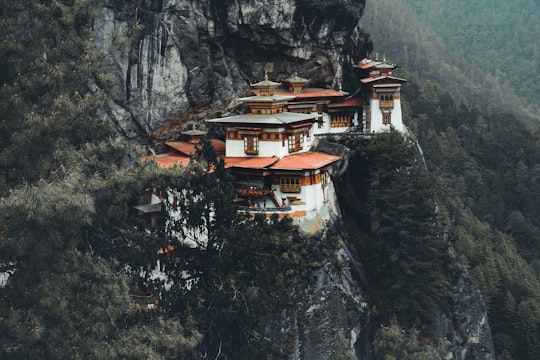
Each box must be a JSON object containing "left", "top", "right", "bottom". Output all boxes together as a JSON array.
[
  {"left": 366, "top": 129, "right": 450, "bottom": 327},
  {"left": 0, "top": 2, "right": 201, "bottom": 357},
  {"left": 0, "top": 0, "right": 111, "bottom": 187}
]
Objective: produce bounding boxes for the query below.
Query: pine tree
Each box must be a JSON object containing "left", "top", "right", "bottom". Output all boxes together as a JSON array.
[
  {"left": 0, "top": 0, "right": 111, "bottom": 186},
  {"left": 366, "top": 129, "right": 451, "bottom": 327}
]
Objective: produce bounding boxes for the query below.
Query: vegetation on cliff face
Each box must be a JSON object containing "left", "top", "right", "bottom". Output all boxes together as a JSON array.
[
  {"left": 2, "top": 1, "right": 539, "bottom": 359},
  {"left": 339, "top": 130, "right": 452, "bottom": 329},
  {"left": 402, "top": 76, "right": 540, "bottom": 359}
]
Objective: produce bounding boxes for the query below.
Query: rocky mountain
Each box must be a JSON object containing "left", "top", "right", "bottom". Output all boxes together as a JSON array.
[
  {"left": 95, "top": 0, "right": 371, "bottom": 138},
  {"left": 92, "top": 0, "right": 495, "bottom": 358}
]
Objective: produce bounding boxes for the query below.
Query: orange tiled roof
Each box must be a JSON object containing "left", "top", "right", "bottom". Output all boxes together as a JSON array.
[
  {"left": 224, "top": 157, "right": 279, "bottom": 169},
  {"left": 165, "top": 141, "right": 197, "bottom": 156},
  {"left": 273, "top": 88, "right": 344, "bottom": 99},
  {"left": 210, "top": 139, "right": 226, "bottom": 153},
  {"left": 270, "top": 152, "right": 340, "bottom": 170},
  {"left": 328, "top": 97, "right": 364, "bottom": 108},
  {"left": 165, "top": 139, "right": 226, "bottom": 156}
]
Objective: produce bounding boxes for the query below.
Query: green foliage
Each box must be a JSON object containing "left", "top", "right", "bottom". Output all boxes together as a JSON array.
[
  {"left": 373, "top": 321, "right": 447, "bottom": 360},
  {"left": 362, "top": 0, "right": 538, "bottom": 122},
  {"left": 401, "top": 75, "right": 540, "bottom": 358},
  {"left": 0, "top": 1, "right": 201, "bottom": 358},
  {"left": 340, "top": 130, "right": 452, "bottom": 328},
  {"left": 147, "top": 141, "right": 338, "bottom": 358},
  {"left": 404, "top": 0, "right": 540, "bottom": 115},
  {"left": 0, "top": 0, "right": 112, "bottom": 186}
]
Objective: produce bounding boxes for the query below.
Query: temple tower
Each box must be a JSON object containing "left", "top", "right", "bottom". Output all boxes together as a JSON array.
[{"left": 355, "top": 59, "right": 407, "bottom": 133}]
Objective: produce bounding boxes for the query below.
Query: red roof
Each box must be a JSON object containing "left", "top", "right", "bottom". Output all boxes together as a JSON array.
[
  {"left": 270, "top": 152, "right": 340, "bottom": 170},
  {"left": 165, "top": 139, "right": 225, "bottom": 156},
  {"left": 210, "top": 139, "right": 226, "bottom": 153},
  {"left": 328, "top": 97, "right": 364, "bottom": 108},
  {"left": 224, "top": 157, "right": 278, "bottom": 169},
  {"left": 165, "top": 141, "right": 197, "bottom": 156},
  {"left": 294, "top": 88, "right": 344, "bottom": 98},
  {"left": 274, "top": 88, "right": 344, "bottom": 99}
]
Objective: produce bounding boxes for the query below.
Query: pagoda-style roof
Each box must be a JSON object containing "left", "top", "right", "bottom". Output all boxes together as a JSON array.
[
  {"left": 355, "top": 58, "right": 397, "bottom": 71},
  {"left": 250, "top": 73, "right": 281, "bottom": 96},
  {"left": 164, "top": 139, "right": 225, "bottom": 156},
  {"left": 274, "top": 88, "right": 344, "bottom": 99},
  {"left": 327, "top": 97, "right": 364, "bottom": 108},
  {"left": 165, "top": 141, "right": 197, "bottom": 156},
  {"left": 361, "top": 75, "right": 407, "bottom": 85},
  {"left": 250, "top": 74, "right": 281, "bottom": 88},
  {"left": 270, "top": 152, "right": 340, "bottom": 171},
  {"left": 224, "top": 157, "right": 279, "bottom": 169},
  {"left": 238, "top": 95, "right": 295, "bottom": 103},
  {"left": 284, "top": 72, "right": 309, "bottom": 84},
  {"left": 206, "top": 112, "right": 317, "bottom": 126}
]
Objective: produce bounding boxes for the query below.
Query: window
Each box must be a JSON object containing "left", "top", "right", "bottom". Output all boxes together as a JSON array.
[
  {"left": 330, "top": 113, "right": 352, "bottom": 127},
  {"left": 288, "top": 133, "right": 303, "bottom": 153},
  {"left": 280, "top": 177, "right": 301, "bottom": 193},
  {"left": 244, "top": 136, "right": 259, "bottom": 154},
  {"left": 382, "top": 111, "right": 391, "bottom": 125},
  {"left": 379, "top": 93, "right": 395, "bottom": 109}
]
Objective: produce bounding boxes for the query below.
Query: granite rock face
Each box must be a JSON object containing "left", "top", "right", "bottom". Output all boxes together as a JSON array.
[
  {"left": 94, "top": 0, "right": 371, "bottom": 137},
  {"left": 92, "top": 1, "right": 496, "bottom": 358}
]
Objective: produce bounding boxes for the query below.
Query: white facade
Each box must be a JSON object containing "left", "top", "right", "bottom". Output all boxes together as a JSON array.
[
  {"left": 313, "top": 112, "right": 360, "bottom": 135},
  {"left": 240, "top": 168, "right": 339, "bottom": 234},
  {"left": 224, "top": 126, "right": 316, "bottom": 159},
  {"left": 368, "top": 97, "right": 405, "bottom": 133}
]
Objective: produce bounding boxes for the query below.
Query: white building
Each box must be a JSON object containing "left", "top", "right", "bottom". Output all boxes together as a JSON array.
[
  {"left": 143, "top": 62, "right": 407, "bottom": 232},
  {"left": 355, "top": 59, "right": 407, "bottom": 133},
  {"left": 205, "top": 74, "right": 348, "bottom": 232}
]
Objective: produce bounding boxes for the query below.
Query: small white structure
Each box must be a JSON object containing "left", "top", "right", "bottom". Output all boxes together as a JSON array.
[{"left": 355, "top": 59, "right": 407, "bottom": 133}]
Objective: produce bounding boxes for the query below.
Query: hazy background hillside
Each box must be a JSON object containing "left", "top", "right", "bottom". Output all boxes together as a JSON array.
[
  {"left": 405, "top": 0, "right": 540, "bottom": 117},
  {"left": 362, "top": 0, "right": 540, "bottom": 121}
]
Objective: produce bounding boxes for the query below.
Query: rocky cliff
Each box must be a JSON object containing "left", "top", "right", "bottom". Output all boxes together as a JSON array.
[
  {"left": 92, "top": 1, "right": 495, "bottom": 358},
  {"left": 94, "top": 0, "right": 371, "bottom": 139}
]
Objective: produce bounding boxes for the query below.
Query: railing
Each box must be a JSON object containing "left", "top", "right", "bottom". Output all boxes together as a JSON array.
[
  {"left": 279, "top": 184, "right": 301, "bottom": 193},
  {"left": 236, "top": 187, "right": 271, "bottom": 197},
  {"left": 237, "top": 205, "right": 291, "bottom": 212}
]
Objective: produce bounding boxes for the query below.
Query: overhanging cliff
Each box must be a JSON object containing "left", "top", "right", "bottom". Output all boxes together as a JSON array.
[{"left": 94, "top": 0, "right": 371, "bottom": 137}]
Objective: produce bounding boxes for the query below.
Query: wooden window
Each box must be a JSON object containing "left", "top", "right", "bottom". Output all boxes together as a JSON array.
[
  {"left": 288, "top": 133, "right": 303, "bottom": 153},
  {"left": 280, "top": 177, "right": 301, "bottom": 193},
  {"left": 382, "top": 112, "right": 391, "bottom": 125},
  {"left": 244, "top": 135, "right": 259, "bottom": 155},
  {"left": 379, "top": 93, "right": 395, "bottom": 109},
  {"left": 330, "top": 113, "right": 352, "bottom": 128}
]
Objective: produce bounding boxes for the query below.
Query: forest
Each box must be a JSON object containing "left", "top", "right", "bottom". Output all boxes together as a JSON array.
[
  {"left": 361, "top": 2, "right": 540, "bottom": 358},
  {"left": 1, "top": 0, "right": 540, "bottom": 359}
]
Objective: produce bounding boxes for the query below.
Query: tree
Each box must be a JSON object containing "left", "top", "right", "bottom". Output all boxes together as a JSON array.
[
  {"left": 0, "top": 0, "right": 111, "bottom": 187},
  {"left": 366, "top": 130, "right": 451, "bottom": 327},
  {"left": 0, "top": 2, "right": 202, "bottom": 357}
]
